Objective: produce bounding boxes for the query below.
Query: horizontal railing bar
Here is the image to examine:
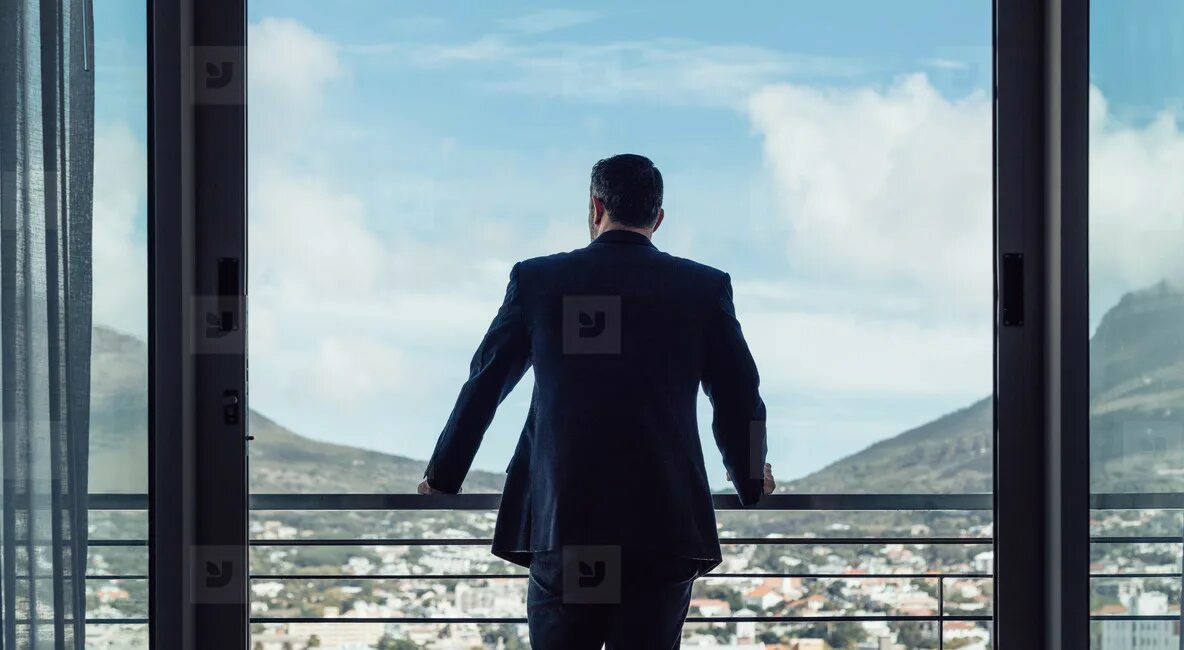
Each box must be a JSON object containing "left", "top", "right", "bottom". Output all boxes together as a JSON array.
[
  {"left": 1089, "top": 572, "right": 1183, "bottom": 579},
  {"left": 1091, "top": 536, "right": 1183, "bottom": 544},
  {"left": 246, "top": 571, "right": 1184, "bottom": 581},
  {"left": 1090, "top": 615, "right": 1184, "bottom": 621},
  {"left": 251, "top": 573, "right": 530, "bottom": 580},
  {"left": 106, "top": 614, "right": 1184, "bottom": 624},
  {"left": 1090, "top": 493, "right": 1184, "bottom": 510},
  {"left": 721, "top": 536, "right": 989, "bottom": 545},
  {"left": 252, "top": 538, "right": 490, "bottom": 547},
  {"left": 248, "top": 572, "right": 993, "bottom": 581},
  {"left": 240, "top": 614, "right": 1184, "bottom": 624},
  {"left": 250, "top": 614, "right": 993, "bottom": 624},
  {"left": 15, "top": 574, "right": 147, "bottom": 580},
  {"left": 88, "top": 534, "right": 1180, "bottom": 548},
  {"left": 248, "top": 493, "right": 994, "bottom": 511},
  {"left": 248, "top": 536, "right": 990, "bottom": 547},
  {"left": 87, "top": 494, "right": 149, "bottom": 510},
  {"left": 14, "top": 619, "right": 150, "bottom": 625},
  {"left": 83, "top": 492, "right": 1184, "bottom": 511}
]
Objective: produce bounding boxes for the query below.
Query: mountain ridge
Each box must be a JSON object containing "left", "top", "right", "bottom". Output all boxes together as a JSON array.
[{"left": 89, "top": 279, "right": 1184, "bottom": 495}]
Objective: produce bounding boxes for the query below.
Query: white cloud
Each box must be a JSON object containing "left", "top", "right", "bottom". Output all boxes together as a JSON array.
[
  {"left": 250, "top": 17, "right": 342, "bottom": 106},
  {"left": 300, "top": 336, "right": 411, "bottom": 408},
  {"left": 244, "top": 17, "right": 538, "bottom": 415},
  {"left": 743, "top": 75, "right": 1184, "bottom": 398},
  {"left": 926, "top": 58, "right": 971, "bottom": 70},
  {"left": 230, "top": 15, "right": 1184, "bottom": 466},
  {"left": 742, "top": 306, "right": 988, "bottom": 397},
  {"left": 1088, "top": 85, "right": 1184, "bottom": 315},
  {"left": 92, "top": 123, "right": 147, "bottom": 338},
  {"left": 249, "top": 168, "right": 383, "bottom": 300},
  {"left": 353, "top": 37, "right": 862, "bottom": 108},
  {"left": 248, "top": 17, "right": 344, "bottom": 144},
  {"left": 499, "top": 9, "right": 599, "bottom": 35},
  {"left": 747, "top": 73, "right": 993, "bottom": 323}
]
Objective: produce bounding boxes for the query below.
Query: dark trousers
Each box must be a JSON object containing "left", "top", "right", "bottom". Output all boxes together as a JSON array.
[{"left": 526, "top": 546, "right": 701, "bottom": 649}]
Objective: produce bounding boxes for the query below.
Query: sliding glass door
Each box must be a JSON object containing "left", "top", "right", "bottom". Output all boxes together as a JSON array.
[
  {"left": 90, "top": 2, "right": 152, "bottom": 645},
  {"left": 1089, "top": 1, "right": 1184, "bottom": 647},
  {"left": 245, "top": 2, "right": 994, "bottom": 648},
  {"left": 124, "top": 0, "right": 1108, "bottom": 647}
]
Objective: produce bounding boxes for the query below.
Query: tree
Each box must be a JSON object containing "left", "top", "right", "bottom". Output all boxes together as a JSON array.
[
  {"left": 896, "top": 624, "right": 938, "bottom": 649},
  {"left": 373, "top": 634, "right": 419, "bottom": 650},
  {"left": 799, "top": 622, "right": 867, "bottom": 649},
  {"left": 306, "top": 635, "right": 322, "bottom": 648},
  {"left": 703, "top": 586, "right": 745, "bottom": 613},
  {"left": 826, "top": 622, "right": 867, "bottom": 648}
]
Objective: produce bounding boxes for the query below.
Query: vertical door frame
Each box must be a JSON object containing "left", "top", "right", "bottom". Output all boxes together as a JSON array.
[
  {"left": 144, "top": 0, "right": 1094, "bottom": 645},
  {"left": 994, "top": 0, "right": 1090, "bottom": 647},
  {"left": 150, "top": 0, "right": 249, "bottom": 647},
  {"left": 148, "top": 0, "right": 192, "bottom": 646}
]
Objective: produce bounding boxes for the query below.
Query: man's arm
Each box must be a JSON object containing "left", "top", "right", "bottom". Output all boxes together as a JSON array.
[
  {"left": 422, "top": 263, "right": 531, "bottom": 494},
  {"left": 702, "top": 272, "right": 768, "bottom": 506}
]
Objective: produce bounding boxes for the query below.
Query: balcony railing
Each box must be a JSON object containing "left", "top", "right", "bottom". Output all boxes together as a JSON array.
[{"left": 84, "top": 492, "right": 1184, "bottom": 646}]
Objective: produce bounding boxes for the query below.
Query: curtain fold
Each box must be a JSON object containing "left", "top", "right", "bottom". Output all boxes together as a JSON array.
[{"left": 0, "top": 0, "right": 95, "bottom": 648}]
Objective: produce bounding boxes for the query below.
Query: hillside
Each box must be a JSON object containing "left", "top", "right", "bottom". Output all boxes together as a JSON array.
[
  {"left": 87, "top": 327, "right": 504, "bottom": 493},
  {"left": 89, "top": 279, "right": 1184, "bottom": 496},
  {"left": 789, "top": 280, "right": 1184, "bottom": 493},
  {"left": 785, "top": 397, "right": 992, "bottom": 493},
  {"left": 1087, "top": 281, "right": 1184, "bottom": 492}
]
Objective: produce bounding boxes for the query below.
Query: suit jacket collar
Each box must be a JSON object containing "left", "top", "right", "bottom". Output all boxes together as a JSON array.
[{"left": 591, "top": 229, "right": 656, "bottom": 248}]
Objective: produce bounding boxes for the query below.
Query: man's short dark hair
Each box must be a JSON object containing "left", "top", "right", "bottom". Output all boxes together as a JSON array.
[{"left": 590, "top": 154, "right": 664, "bottom": 228}]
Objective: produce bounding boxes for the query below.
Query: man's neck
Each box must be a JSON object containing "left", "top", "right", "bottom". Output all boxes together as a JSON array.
[{"left": 598, "top": 224, "right": 653, "bottom": 239}]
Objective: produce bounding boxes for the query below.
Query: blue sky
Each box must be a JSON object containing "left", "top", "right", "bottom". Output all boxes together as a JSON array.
[{"left": 92, "top": 2, "right": 1184, "bottom": 490}]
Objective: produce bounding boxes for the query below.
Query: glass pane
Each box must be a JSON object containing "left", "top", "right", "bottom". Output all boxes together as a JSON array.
[
  {"left": 247, "top": 1, "right": 993, "bottom": 647},
  {"left": 1090, "top": 1, "right": 1184, "bottom": 647},
  {"left": 93, "top": 0, "right": 150, "bottom": 643},
  {"left": 246, "top": 1, "right": 992, "bottom": 495}
]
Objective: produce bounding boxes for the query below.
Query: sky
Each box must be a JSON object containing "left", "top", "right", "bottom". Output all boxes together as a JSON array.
[{"left": 92, "top": 1, "right": 1184, "bottom": 490}]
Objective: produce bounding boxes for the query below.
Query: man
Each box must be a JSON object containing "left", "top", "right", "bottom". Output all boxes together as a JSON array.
[{"left": 419, "top": 153, "right": 773, "bottom": 648}]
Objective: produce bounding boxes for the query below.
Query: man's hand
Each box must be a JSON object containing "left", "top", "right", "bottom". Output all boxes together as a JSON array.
[
  {"left": 726, "top": 463, "right": 776, "bottom": 495},
  {"left": 417, "top": 478, "right": 459, "bottom": 495}
]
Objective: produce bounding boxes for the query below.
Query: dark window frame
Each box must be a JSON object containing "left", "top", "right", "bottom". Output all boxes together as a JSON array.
[
  {"left": 149, "top": 0, "right": 248, "bottom": 648},
  {"left": 146, "top": 0, "right": 1093, "bottom": 647}
]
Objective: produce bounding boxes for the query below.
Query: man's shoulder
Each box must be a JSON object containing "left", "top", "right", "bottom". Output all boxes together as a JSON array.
[
  {"left": 658, "top": 251, "right": 728, "bottom": 281},
  {"left": 515, "top": 248, "right": 728, "bottom": 283},
  {"left": 516, "top": 249, "right": 579, "bottom": 272}
]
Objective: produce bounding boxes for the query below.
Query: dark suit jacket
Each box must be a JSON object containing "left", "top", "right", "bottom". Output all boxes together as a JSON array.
[{"left": 424, "top": 229, "right": 767, "bottom": 571}]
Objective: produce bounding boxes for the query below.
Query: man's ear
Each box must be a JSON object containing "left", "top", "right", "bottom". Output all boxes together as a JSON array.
[
  {"left": 591, "top": 195, "right": 608, "bottom": 225},
  {"left": 651, "top": 207, "right": 665, "bottom": 234}
]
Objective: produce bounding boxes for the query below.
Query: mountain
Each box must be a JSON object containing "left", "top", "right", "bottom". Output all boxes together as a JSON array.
[
  {"left": 788, "top": 280, "right": 1184, "bottom": 493},
  {"left": 1087, "top": 281, "right": 1184, "bottom": 492},
  {"left": 249, "top": 410, "right": 504, "bottom": 493},
  {"left": 87, "top": 327, "right": 505, "bottom": 494},
  {"left": 785, "top": 397, "right": 993, "bottom": 493},
  {"left": 88, "top": 279, "right": 1184, "bottom": 495}
]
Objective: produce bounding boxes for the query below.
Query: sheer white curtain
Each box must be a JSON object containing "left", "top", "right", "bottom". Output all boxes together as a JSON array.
[{"left": 0, "top": 0, "right": 94, "bottom": 647}]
